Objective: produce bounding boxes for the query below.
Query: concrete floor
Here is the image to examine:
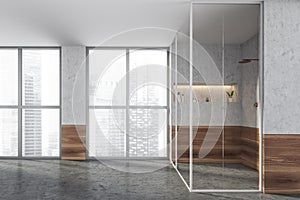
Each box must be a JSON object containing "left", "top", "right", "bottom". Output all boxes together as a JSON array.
[
  {"left": 0, "top": 160, "right": 300, "bottom": 200},
  {"left": 177, "top": 163, "right": 259, "bottom": 190}
]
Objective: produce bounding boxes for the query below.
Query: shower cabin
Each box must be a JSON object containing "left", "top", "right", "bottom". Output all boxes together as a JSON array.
[{"left": 170, "top": 2, "right": 262, "bottom": 192}]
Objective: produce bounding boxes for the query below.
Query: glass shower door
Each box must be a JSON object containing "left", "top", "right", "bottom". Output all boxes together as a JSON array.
[{"left": 170, "top": 3, "right": 260, "bottom": 191}]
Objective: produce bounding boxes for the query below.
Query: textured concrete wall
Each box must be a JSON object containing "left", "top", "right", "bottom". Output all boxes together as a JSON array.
[
  {"left": 62, "top": 46, "right": 86, "bottom": 125},
  {"left": 240, "top": 34, "right": 259, "bottom": 128},
  {"left": 172, "top": 36, "right": 260, "bottom": 127},
  {"left": 264, "top": 0, "right": 300, "bottom": 133},
  {"left": 173, "top": 35, "right": 245, "bottom": 126},
  {"left": 175, "top": 35, "right": 190, "bottom": 125},
  {"left": 197, "top": 44, "right": 242, "bottom": 126},
  {"left": 170, "top": 37, "right": 177, "bottom": 126}
]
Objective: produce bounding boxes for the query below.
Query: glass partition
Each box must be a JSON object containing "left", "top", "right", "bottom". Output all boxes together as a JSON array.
[
  {"left": 172, "top": 32, "right": 191, "bottom": 186},
  {"left": 170, "top": 36, "right": 177, "bottom": 165},
  {"left": 192, "top": 4, "right": 225, "bottom": 190},
  {"left": 171, "top": 2, "right": 261, "bottom": 192},
  {"left": 193, "top": 3, "right": 260, "bottom": 191},
  {"left": 223, "top": 4, "right": 260, "bottom": 190}
]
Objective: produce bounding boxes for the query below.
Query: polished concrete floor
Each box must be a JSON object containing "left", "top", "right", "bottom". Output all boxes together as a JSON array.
[{"left": 0, "top": 159, "right": 300, "bottom": 200}]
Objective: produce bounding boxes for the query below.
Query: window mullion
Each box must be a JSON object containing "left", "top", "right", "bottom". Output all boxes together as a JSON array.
[
  {"left": 18, "top": 48, "right": 22, "bottom": 158},
  {"left": 126, "top": 49, "right": 130, "bottom": 157}
]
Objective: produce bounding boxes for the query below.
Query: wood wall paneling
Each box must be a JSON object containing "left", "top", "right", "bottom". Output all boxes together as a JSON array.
[
  {"left": 264, "top": 134, "right": 300, "bottom": 194},
  {"left": 172, "top": 126, "right": 259, "bottom": 171},
  {"left": 241, "top": 127, "right": 260, "bottom": 170},
  {"left": 62, "top": 125, "right": 86, "bottom": 160}
]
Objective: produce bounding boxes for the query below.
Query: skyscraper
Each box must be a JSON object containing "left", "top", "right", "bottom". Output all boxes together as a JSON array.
[{"left": 23, "top": 51, "right": 42, "bottom": 156}]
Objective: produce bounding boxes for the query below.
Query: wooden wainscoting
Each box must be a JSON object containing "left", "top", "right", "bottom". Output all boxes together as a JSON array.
[
  {"left": 177, "top": 126, "right": 233, "bottom": 163},
  {"left": 62, "top": 125, "right": 86, "bottom": 160},
  {"left": 172, "top": 126, "right": 259, "bottom": 170},
  {"left": 241, "top": 127, "right": 260, "bottom": 170},
  {"left": 264, "top": 134, "right": 300, "bottom": 194},
  {"left": 172, "top": 126, "right": 241, "bottom": 163}
]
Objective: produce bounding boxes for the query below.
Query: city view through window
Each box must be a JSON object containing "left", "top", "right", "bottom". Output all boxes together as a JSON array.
[
  {"left": 0, "top": 49, "right": 60, "bottom": 157},
  {"left": 89, "top": 49, "right": 168, "bottom": 158}
]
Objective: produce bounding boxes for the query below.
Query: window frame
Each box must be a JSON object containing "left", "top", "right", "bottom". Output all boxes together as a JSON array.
[
  {"left": 0, "top": 47, "right": 61, "bottom": 159},
  {"left": 87, "top": 47, "right": 170, "bottom": 159}
]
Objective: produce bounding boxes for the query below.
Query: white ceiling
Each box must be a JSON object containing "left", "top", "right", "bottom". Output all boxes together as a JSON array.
[
  {"left": 0, "top": 0, "right": 259, "bottom": 46},
  {"left": 0, "top": 0, "right": 189, "bottom": 46},
  {"left": 193, "top": 4, "right": 260, "bottom": 44}
]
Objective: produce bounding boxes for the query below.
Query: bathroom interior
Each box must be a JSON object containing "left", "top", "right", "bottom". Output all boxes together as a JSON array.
[{"left": 170, "top": 3, "right": 261, "bottom": 190}]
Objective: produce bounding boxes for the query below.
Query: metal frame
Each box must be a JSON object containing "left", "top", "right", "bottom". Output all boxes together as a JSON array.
[
  {"left": 169, "top": 38, "right": 176, "bottom": 164},
  {"left": 86, "top": 47, "right": 170, "bottom": 159},
  {"left": 172, "top": 0, "right": 264, "bottom": 193},
  {"left": 189, "top": 2, "right": 194, "bottom": 191},
  {"left": 174, "top": 35, "right": 178, "bottom": 167},
  {"left": 168, "top": 35, "right": 178, "bottom": 166},
  {"left": 85, "top": 48, "right": 90, "bottom": 159},
  {"left": 0, "top": 47, "right": 61, "bottom": 159},
  {"left": 258, "top": 2, "right": 264, "bottom": 192},
  {"left": 166, "top": 50, "right": 170, "bottom": 160},
  {"left": 125, "top": 49, "right": 130, "bottom": 157},
  {"left": 18, "top": 48, "right": 22, "bottom": 158}
]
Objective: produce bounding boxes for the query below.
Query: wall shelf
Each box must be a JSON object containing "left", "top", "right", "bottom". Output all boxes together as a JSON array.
[{"left": 174, "top": 83, "right": 238, "bottom": 103}]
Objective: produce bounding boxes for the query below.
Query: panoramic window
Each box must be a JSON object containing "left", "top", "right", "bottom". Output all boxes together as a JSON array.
[
  {"left": 22, "top": 49, "right": 60, "bottom": 157},
  {"left": 88, "top": 48, "right": 168, "bottom": 158},
  {"left": 0, "top": 49, "right": 18, "bottom": 156},
  {"left": 0, "top": 48, "right": 60, "bottom": 157}
]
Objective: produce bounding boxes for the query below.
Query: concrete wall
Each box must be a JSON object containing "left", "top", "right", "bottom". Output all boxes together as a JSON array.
[
  {"left": 172, "top": 35, "right": 259, "bottom": 127},
  {"left": 264, "top": 0, "right": 300, "bottom": 134},
  {"left": 240, "top": 34, "right": 259, "bottom": 128},
  {"left": 62, "top": 46, "right": 86, "bottom": 125},
  {"left": 201, "top": 44, "right": 242, "bottom": 126},
  {"left": 173, "top": 37, "right": 258, "bottom": 127},
  {"left": 60, "top": 0, "right": 300, "bottom": 133}
]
